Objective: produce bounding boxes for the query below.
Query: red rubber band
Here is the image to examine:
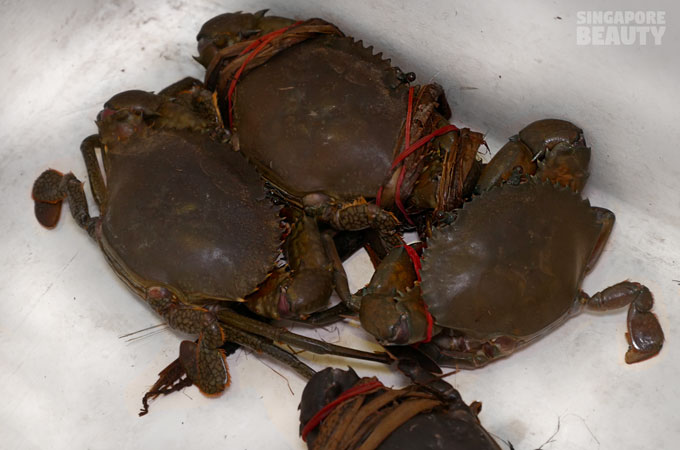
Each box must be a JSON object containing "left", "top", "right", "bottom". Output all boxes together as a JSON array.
[
  {"left": 404, "top": 87, "right": 413, "bottom": 156},
  {"left": 375, "top": 185, "right": 384, "bottom": 207},
  {"left": 421, "top": 300, "right": 434, "bottom": 343},
  {"left": 227, "top": 21, "right": 304, "bottom": 127},
  {"left": 402, "top": 245, "right": 434, "bottom": 343},
  {"left": 390, "top": 124, "right": 459, "bottom": 171},
  {"left": 393, "top": 87, "right": 415, "bottom": 224},
  {"left": 394, "top": 166, "right": 413, "bottom": 225},
  {"left": 376, "top": 87, "right": 458, "bottom": 224},
  {"left": 402, "top": 244, "right": 421, "bottom": 282},
  {"left": 301, "top": 380, "right": 384, "bottom": 441}
]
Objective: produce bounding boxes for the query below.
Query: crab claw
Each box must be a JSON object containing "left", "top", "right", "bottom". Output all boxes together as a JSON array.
[
  {"left": 359, "top": 289, "right": 431, "bottom": 346},
  {"left": 477, "top": 119, "right": 590, "bottom": 193},
  {"left": 625, "top": 285, "right": 664, "bottom": 364},
  {"left": 179, "top": 340, "right": 230, "bottom": 395},
  {"left": 585, "top": 281, "right": 664, "bottom": 364},
  {"left": 360, "top": 293, "right": 415, "bottom": 345},
  {"left": 32, "top": 169, "right": 68, "bottom": 228},
  {"left": 195, "top": 11, "right": 296, "bottom": 68}
]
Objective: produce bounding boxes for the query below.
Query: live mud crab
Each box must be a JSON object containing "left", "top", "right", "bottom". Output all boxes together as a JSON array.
[
  {"left": 194, "top": 10, "right": 485, "bottom": 250},
  {"left": 31, "top": 79, "right": 391, "bottom": 404},
  {"left": 355, "top": 119, "right": 664, "bottom": 368},
  {"left": 299, "top": 363, "right": 501, "bottom": 450}
]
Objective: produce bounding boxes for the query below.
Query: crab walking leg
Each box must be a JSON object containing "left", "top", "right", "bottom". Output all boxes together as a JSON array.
[
  {"left": 80, "top": 135, "right": 108, "bottom": 208},
  {"left": 580, "top": 281, "right": 664, "bottom": 363},
  {"left": 141, "top": 326, "right": 317, "bottom": 414},
  {"left": 146, "top": 287, "right": 228, "bottom": 395},
  {"left": 305, "top": 197, "right": 402, "bottom": 249},
  {"left": 221, "top": 325, "right": 317, "bottom": 380},
  {"left": 217, "top": 308, "right": 392, "bottom": 365},
  {"left": 299, "top": 302, "right": 354, "bottom": 326}
]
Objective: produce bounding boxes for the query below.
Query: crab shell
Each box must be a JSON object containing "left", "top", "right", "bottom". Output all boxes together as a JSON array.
[
  {"left": 227, "top": 33, "right": 410, "bottom": 201},
  {"left": 421, "top": 179, "right": 606, "bottom": 341},
  {"left": 98, "top": 125, "right": 281, "bottom": 303}
]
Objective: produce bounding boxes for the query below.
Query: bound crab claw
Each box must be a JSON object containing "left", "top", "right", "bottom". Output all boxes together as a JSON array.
[
  {"left": 299, "top": 366, "right": 502, "bottom": 449},
  {"left": 32, "top": 78, "right": 394, "bottom": 405},
  {"left": 353, "top": 119, "right": 664, "bottom": 367},
  {"left": 195, "top": 11, "right": 485, "bottom": 258}
]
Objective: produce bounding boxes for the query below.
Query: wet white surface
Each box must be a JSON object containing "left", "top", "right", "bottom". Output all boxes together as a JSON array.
[{"left": 1, "top": 0, "right": 678, "bottom": 449}]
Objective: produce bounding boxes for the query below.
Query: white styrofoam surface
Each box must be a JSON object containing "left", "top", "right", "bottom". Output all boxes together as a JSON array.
[{"left": 1, "top": 1, "right": 678, "bottom": 449}]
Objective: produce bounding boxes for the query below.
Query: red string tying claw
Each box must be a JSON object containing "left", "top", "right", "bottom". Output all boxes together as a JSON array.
[
  {"left": 402, "top": 244, "right": 434, "bottom": 343},
  {"left": 402, "top": 244, "right": 421, "bottom": 282},
  {"left": 301, "top": 379, "right": 384, "bottom": 441},
  {"left": 377, "top": 86, "right": 459, "bottom": 225}
]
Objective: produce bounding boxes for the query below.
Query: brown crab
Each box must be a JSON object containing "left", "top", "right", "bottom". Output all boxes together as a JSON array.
[
  {"left": 355, "top": 119, "right": 664, "bottom": 367},
  {"left": 31, "top": 79, "right": 390, "bottom": 399},
  {"left": 194, "top": 10, "right": 484, "bottom": 248}
]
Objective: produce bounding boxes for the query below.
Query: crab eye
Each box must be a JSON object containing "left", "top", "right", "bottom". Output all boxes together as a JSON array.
[{"left": 131, "top": 107, "right": 144, "bottom": 116}]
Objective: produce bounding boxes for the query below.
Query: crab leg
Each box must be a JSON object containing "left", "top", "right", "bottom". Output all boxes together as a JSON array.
[
  {"left": 217, "top": 308, "right": 392, "bottom": 365},
  {"left": 146, "top": 287, "right": 229, "bottom": 395},
  {"left": 80, "top": 134, "right": 108, "bottom": 209},
  {"left": 221, "top": 325, "right": 316, "bottom": 380},
  {"left": 32, "top": 169, "right": 98, "bottom": 236},
  {"left": 580, "top": 281, "right": 664, "bottom": 364},
  {"left": 298, "top": 303, "right": 354, "bottom": 326},
  {"left": 305, "top": 197, "right": 402, "bottom": 249},
  {"left": 140, "top": 326, "right": 318, "bottom": 415}
]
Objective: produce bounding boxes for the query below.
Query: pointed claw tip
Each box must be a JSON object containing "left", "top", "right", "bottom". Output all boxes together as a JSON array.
[
  {"left": 34, "top": 200, "right": 63, "bottom": 228},
  {"left": 625, "top": 345, "right": 663, "bottom": 364}
]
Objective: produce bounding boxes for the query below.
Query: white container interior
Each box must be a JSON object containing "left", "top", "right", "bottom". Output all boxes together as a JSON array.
[{"left": 1, "top": 1, "right": 678, "bottom": 449}]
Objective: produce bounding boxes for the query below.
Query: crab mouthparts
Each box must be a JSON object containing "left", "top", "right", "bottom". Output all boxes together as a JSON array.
[
  {"left": 389, "top": 316, "right": 412, "bottom": 345},
  {"left": 97, "top": 108, "right": 116, "bottom": 121},
  {"left": 278, "top": 292, "right": 291, "bottom": 317}
]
